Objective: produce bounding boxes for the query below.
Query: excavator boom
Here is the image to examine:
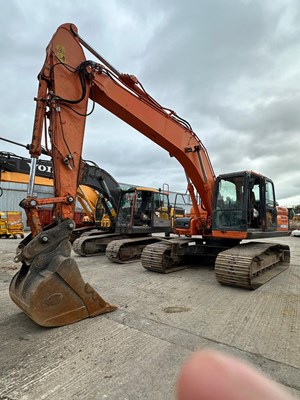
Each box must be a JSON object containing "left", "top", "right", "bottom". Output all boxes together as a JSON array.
[
  {"left": 33, "top": 24, "right": 214, "bottom": 225},
  {"left": 9, "top": 23, "right": 290, "bottom": 327}
]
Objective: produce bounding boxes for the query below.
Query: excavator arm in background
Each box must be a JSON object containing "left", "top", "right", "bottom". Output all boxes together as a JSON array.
[
  {"left": 9, "top": 23, "right": 290, "bottom": 327},
  {"left": 0, "top": 151, "right": 121, "bottom": 230},
  {"left": 0, "top": 150, "right": 173, "bottom": 258}
]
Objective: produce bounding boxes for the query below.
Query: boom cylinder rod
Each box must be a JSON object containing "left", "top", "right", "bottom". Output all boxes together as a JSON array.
[
  {"left": 27, "top": 158, "right": 37, "bottom": 197},
  {"left": 0, "top": 137, "right": 28, "bottom": 149},
  {"left": 0, "top": 136, "right": 48, "bottom": 155},
  {"left": 70, "top": 26, "right": 121, "bottom": 78}
]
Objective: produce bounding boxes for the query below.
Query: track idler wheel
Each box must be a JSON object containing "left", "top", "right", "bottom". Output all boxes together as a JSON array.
[{"left": 9, "top": 220, "right": 116, "bottom": 327}]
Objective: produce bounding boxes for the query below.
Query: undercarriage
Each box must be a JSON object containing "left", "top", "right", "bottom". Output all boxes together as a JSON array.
[{"left": 141, "top": 238, "right": 290, "bottom": 289}]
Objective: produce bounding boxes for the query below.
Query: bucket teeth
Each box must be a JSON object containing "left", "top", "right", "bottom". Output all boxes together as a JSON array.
[{"left": 9, "top": 220, "right": 116, "bottom": 327}]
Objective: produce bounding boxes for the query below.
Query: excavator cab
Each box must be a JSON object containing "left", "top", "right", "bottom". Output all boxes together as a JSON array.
[
  {"left": 115, "top": 187, "right": 171, "bottom": 235},
  {"left": 212, "top": 171, "right": 288, "bottom": 238}
]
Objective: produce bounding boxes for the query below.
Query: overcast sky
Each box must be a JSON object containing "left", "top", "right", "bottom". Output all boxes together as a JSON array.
[{"left": 1, "top": 0, "right": 300, "bottom": 206}]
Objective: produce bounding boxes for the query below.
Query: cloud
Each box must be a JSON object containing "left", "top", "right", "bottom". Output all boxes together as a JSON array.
[{"left": 0, "top": 0, "right": 300, "bottom": 206}]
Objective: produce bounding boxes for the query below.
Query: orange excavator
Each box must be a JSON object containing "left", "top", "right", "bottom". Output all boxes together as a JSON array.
[{"left": 9, "top": 23, "right": 290, "bottom": 327}]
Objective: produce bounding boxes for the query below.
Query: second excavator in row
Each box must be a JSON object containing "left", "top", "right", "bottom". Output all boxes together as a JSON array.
[
  {"left": 9, "top": 23, "right": 290, "bottom": 327},
  {"left": 0, "top": 149, "right": 173, "bottom": 261}
]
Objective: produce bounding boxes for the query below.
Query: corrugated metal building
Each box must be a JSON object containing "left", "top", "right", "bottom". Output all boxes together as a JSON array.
[{"left": 0, "top": 182, "right": 54, "bottom": 229}]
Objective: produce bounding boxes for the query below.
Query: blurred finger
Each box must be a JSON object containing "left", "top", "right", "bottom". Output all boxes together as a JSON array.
[{"left": 177, "top": 350, "right": 294, "bottom": 400}]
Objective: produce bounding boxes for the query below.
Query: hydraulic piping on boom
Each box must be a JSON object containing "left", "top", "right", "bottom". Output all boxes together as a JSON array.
[{"left": 9, "top": 23, "right": 290, "bottom": 327}]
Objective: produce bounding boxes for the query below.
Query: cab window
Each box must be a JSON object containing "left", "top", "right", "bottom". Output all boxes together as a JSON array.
[
  {"left": 213, "top": 176, "right": 244, "bottom": 230},
  {"left": 265, "top": 181, "right": 275, "bottom": 207}
]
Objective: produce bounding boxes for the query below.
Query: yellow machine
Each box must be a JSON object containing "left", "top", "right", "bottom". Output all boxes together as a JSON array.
[
  {"left": 0, "top": 211, "right": 24, "bottom": 239},
  {"left": 75, "top": 185, "right": 173, "bottom": 260}
]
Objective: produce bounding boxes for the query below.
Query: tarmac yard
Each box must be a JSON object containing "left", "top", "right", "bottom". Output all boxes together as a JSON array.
[{"left": 0, "top": 235, "right": 299, "bottom": 400}]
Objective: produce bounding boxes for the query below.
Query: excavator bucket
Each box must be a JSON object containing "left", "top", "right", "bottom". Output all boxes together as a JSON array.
[{"left": 9, "top": 220, "right": 116, "bottom": 327}]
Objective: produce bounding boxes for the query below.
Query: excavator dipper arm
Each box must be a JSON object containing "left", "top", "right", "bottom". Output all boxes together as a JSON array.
[{"left": 9, "top": 25, "right": 119, "bottom": 326}]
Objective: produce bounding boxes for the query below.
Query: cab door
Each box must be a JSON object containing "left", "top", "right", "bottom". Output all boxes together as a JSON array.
[
  {"left": 152, "top": 192, "right": 172, "bottom": 229},
  {"left": 263, "top": 179, "right": 277, "bottom": 231}
]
